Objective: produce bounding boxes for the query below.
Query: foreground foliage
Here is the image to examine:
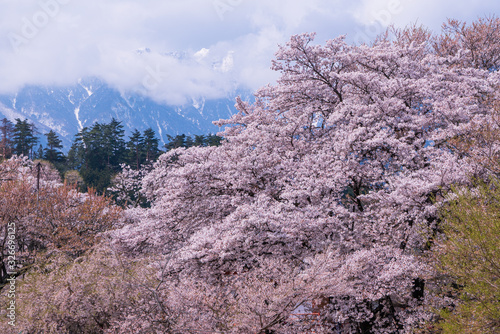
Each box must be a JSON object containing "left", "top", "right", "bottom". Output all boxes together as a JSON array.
[
  {"left": 436, "top": 180, "right": 500, "bottom": 333},
  {"left": 0, "top": 157, "right": 123, "bottom": 333}
]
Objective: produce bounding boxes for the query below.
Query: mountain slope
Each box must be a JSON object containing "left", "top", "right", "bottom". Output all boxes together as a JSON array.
[{"left": 0, "top": 78, "right": 244, "bottom": 151}]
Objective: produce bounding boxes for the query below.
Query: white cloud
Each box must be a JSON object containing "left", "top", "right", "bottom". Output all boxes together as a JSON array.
[{"left": 0, "top": 0, "right": 498, "bottom": 105}]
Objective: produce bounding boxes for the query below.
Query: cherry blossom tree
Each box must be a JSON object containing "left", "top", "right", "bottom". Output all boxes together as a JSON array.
[
  {"left": 109, "top": 20, "right": 500, "bottom": 333},
  {"left": 108, "top": 164, "right": 149, "bottom": 208},
  {"left": 434, "top": 16, "right": 500, "bottom": 71},
  {"left": 0, "top": 156, "right": 123, "bottom": 333}
]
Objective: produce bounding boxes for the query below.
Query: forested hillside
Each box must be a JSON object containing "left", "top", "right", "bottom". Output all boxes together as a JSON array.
[{"left": 0, "top": 17, "right": 499, "bottom": 334}]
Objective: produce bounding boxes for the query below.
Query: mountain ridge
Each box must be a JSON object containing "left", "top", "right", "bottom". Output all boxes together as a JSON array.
[{"left": 0, "top": 78, "right": 246, "bottom": 151}]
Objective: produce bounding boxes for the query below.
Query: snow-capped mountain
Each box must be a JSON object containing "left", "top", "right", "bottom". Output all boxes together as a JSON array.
[{"left": 0, "top": 78, "right": 246, "bottom": 151}]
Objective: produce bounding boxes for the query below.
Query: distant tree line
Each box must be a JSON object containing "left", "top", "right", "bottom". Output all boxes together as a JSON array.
[
  {"left": 67, "top": 120, "right": 223, "bottom": 192},
  {"left": 0, "top": 118, "right": 64, "bottom": 164},
  {"left": 0, "top": 117, "right": 223, "bottom": 192},
  {"left": 164, "top": 133, "right": 222, "bottom": 151},
  {"left": 67, "top": 119, "right": 162, "bottom": 192}
]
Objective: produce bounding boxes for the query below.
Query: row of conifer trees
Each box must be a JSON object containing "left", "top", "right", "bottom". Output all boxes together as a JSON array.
[{"left": 0, "top": 117, "right": 222, "bottom": 192}]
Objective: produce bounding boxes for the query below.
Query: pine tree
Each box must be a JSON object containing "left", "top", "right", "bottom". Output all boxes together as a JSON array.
[
  {"left": 36, "top": 144, "right": 44, "bottom": 160},
  {"left": 44, "top": 130, "right": 64, "bottom": 163},
  {"left": 13, "top": 119, "right": 38, "bottom": 158},
  {"left": 142, "top": 128, "right": 160, "bottom": 163},
  {"left": 165, "top": 134, "right": 186, "bottom": 151},
  {"left": 185, "top": 135, "right": 194, "bottom": 148},
  {"left": 0, "top": 118, "right": 14, "bottom": 160},
  {"left": 206, "top": 133, "right": 222, "bottom": 147},
  {"left": 106, "top": 118, "right": 126, "bottom": 168},
  {"left": 194, "top": 134, "right": 206, "bottom": 147},
  {"left": 28, "top": 122, "right": 39, "bottom": 160},
  {"left": 127, "top": 129, "right": 144, "bottom": 170},
  {"left": 67, "top": 127, "right": 89, "bottom": 170},
  {"left": 67, "top": 120, "right": 127, "bottom": 193}
]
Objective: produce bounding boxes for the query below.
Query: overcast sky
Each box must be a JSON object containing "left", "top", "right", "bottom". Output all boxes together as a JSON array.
[{"left": 0, "top": 0, "right": 499, "bottom": 105}]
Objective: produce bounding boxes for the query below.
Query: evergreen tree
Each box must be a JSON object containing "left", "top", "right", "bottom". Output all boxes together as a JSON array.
[
  {"left": 43, "top": 130, "right": 64, "bottom": 163},
  {"left": 36, "top": 145, "right": 44, "bottom": 160},
  {"left": 29, "top": 122, "right": 39, "bottom": 159},
  {"left": 127, "top": 129, "right": 144, "bottom": 170},
  {"left": 185, "top": 135, "right": 194, "bottom": 148},
  {"left": 87, "top": 123, "right": 107, "bottom": 170},
  {"left": 66, "top": 120, "right": 162, "bottom": 193},
  {"left": 0, "top": 118, "right": 14, "bottom": 160},
  {"left": 13, "top": 119, "right": 38, "bottom": 159},
  {"left": 194, "top": 134, "right": 206, "bottom": 147},
  {"left": 142, "top": 128, "right": 160, "bottom": 163},
  {"left": 67, "top": 127, "right": 88, "bottom": 170},
  {"left": 165, "top": 134, "right": 186, "bottom": 150},
  {"left": 125, "top": 128, "right": 161, "bottom": 170},
  {"left": 105, "top": 118, "right": 126, "bottom": 168},
  {"left": 67, "top": 120, "right": 127, "bottom": 193},
  {"left": 206, "top": 133, "right": 222, "bottom": 147},
  {"left": 164, "top": 133, "right": 223, "bottom": 151}
]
